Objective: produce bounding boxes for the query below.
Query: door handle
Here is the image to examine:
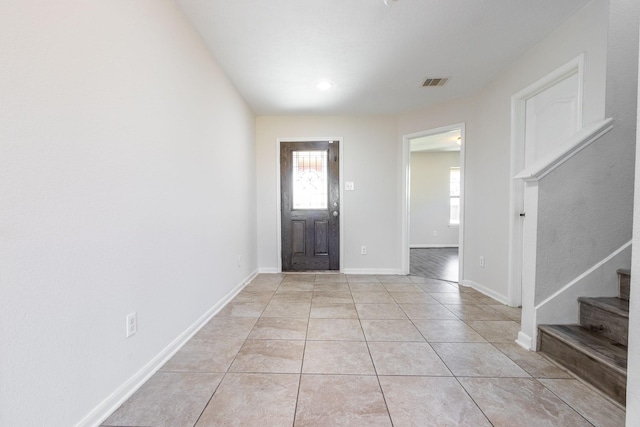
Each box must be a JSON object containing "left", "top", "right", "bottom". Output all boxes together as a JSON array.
[
  {"left": 333, "top": 211, "right": 339, "bottom": 217},
  {"left": 519, "top": 213, "right": 526, "bottom": 217}
]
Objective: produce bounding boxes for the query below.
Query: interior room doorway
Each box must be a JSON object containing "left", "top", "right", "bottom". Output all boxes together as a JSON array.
[{"left": 402, "top": 124, "right": 465, "bottom": 282}]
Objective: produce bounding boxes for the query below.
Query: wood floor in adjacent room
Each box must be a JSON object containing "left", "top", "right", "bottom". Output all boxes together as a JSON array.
[{"left": 411, "top": 247, "right": 459, "bottom": 283}]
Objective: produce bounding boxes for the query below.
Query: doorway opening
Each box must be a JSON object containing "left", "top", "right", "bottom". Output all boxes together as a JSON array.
[
  {"left": 402, "top": 124, "right": 465, "bottom": 282},
  {"left": 410, "top": 248, "right": 459, "bottom": 282},
  {"left": 278, "top": 139, "right": 342, "bottom": 272}
]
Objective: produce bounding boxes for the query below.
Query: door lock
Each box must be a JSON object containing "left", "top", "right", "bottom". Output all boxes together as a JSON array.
[{"left": 333, "top": 211, "right": 339, "bottom": 217}]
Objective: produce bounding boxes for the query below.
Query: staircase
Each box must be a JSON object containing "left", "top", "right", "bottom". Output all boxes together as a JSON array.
[{"left": 538, "top": 269, "right": 630, "bottom": 406}]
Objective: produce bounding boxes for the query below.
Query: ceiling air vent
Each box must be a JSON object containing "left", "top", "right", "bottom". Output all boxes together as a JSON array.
[{"left": 422, "top": 77, "right": 450, "bottom": 87}]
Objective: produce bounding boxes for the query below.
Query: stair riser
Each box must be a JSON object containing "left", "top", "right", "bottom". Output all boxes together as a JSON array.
[
  {"left": 539, "top": 331, "right": 626, "bottom": 406},
  {"left": 619, "top": 272, "right": 630, "bottom": 301},
  {"left": 580, "top": 303, "right": 628, "bottom": 346}
]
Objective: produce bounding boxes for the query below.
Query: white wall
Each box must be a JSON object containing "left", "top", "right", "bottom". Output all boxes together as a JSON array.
[
  {"left": 410, "top": 151, "right": 460, "bottom": 246},
  {"left": 397, "top": 0, "right": 608, "bottom": 300},
  {"left": 254, "top": 1, "right": 609, "bottom": 300},
  {"left": 0, "top": 1, "right": 256, "bottom": 426},
  {"left": 256, "top": 115, "right": 400, "bottom": 273}
]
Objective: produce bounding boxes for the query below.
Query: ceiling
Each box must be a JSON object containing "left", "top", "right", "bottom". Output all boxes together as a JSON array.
[
  {"left": 410, "top": 129, "right": 461, "bottom": 152},
  {"left": 176, "top": 0, "right": 592, "bottom": 116}
]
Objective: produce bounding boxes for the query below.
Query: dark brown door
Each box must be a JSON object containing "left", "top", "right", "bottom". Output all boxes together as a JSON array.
[{"left": 281, "top": 141, "right": 339, "bottom": 271}]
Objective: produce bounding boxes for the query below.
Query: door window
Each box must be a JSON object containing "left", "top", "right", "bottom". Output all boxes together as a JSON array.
[{"left": 292, "top": 150, "right": 328, "bottom": 210}]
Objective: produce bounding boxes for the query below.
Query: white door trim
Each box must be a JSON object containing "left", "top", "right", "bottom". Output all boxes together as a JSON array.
[
  {"left": 401, "top": 123, "right": 466, "bottom": 281},
  {"left": 508, "top": 54, "right": 584, "bottom": 309},
  {"left": 275, "top": 137, "right": 344, "bottom": 273}
]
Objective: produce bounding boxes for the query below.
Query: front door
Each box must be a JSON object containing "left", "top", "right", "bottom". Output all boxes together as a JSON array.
[{"left": 280, "top": 141, "right": 340, "bottom": 271}]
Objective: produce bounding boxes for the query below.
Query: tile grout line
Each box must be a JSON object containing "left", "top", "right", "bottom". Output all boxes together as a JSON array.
[
  {"left": 188, "top": 303, "right": 270, "bottom": 426},
  {"left": 291, "top": 274, "right": 315, "bottom": 426},
  {"left": 190, "top": 371, "right": 226, "bottom": 427},
  {"left": 451, "top": 375, "right": 496, "bottom": 426},
  {"left": 488, "top": 337, "right": 608, "bottom": 424},
  {"left": 353, "top": 280, "right": 396, "bottom": 427},
  {"left": 193, "top": 276, "right": 285, "bottom": 427},
  {"left": 117, "top": 273, "right": 575, "bottom": 426},
  {"left": 405, "top": 314, "right": 455, "bottom": 371},
  {"left": 537, "top": 377, "right": 606, "bottom": 426}
]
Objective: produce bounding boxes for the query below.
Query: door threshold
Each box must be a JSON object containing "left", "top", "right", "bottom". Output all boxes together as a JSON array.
[{"left": 283, "top": 271, "right": 343, "bottom": 274}]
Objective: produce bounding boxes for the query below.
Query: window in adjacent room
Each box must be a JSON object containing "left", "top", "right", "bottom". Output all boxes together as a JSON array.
[{"left": 449, "top": 167, "right": 460, "bottom": 226}]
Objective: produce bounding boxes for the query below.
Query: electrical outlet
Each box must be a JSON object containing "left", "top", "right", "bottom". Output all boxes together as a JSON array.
[
  {"left": 432, "top": 231, "right": 438, "bottom": 237},
  {"left": 479, "top": 256, "right": 485, "bottom": 268},
  {"left": 126, "top": 312, "right": 137, "bottom": 338},
  {"left": 361, "top": 246, "right": 367, "bottom": 255}
]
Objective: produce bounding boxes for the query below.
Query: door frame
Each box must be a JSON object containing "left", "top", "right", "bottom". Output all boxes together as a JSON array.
[
  {"left": 509, "top": 55, "right": 584, "bottom": 349},
  {"left": 401, "top": 123, "right": 466, "bottom": 281},
  {"left": 276, "top": 137, "right": 344, "bottom": 273},
  {"left": 508, "top": 54, "right": 584, "bottom": 309}
]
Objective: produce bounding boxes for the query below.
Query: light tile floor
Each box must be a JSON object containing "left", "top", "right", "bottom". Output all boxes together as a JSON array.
[{"left": 103, "top": 274, "right": 625, "bottom": 427}]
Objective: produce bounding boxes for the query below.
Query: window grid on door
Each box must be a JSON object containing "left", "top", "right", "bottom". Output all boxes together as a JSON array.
[{"left": 292, "top": 150, "right": 328, "bottom": 210}]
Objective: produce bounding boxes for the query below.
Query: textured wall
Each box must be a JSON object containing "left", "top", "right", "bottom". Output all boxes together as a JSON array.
[
  {"left": 535, "top": 0, "right": 638, "bottom": 303},
  {"left": 627, "top": 16, "right": 640, "bottom": 421}
]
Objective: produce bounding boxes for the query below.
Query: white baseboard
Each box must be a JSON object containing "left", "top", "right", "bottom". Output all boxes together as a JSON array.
[
  {"left": 243, "top": 269, "right": 259, "bottom": 284},
  {"left": 76, "top": 269, "right": 258, "bottom": 427},
  {"left": 460, "top": 279, "right": 508, "bottom": 305},
  {"left": 342, "top": 268, "right": 403, "bottom": 275},
  {"left": 410, "top": 244, "right": 459, "bottom": 249},
  {"left": 258, "top": 267, "right": 406, "bottom": 275},
  {"left": 516, "top": 331, "right": 533, "bottom": 351}
]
